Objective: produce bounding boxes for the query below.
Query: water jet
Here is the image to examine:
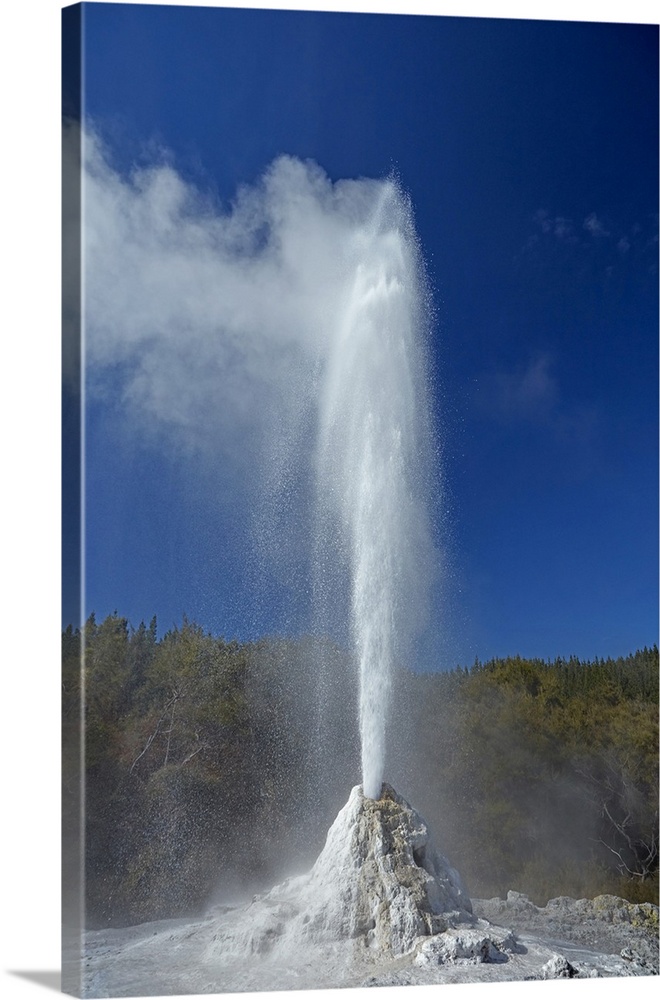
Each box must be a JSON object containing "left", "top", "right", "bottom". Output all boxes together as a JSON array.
[{"left": 312, "top": 178, "right": 435, "bottom": 804}]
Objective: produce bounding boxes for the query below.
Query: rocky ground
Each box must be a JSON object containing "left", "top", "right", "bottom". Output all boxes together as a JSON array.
[
  {"left": 473, "top": 889, "right": 659, "bottom": 977},
  {"left": 80, "top": 786, "right": 658, "bottom": 997}
]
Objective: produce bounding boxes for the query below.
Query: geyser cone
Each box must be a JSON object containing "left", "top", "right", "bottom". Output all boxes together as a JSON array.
[
  {"left": 311, "top": 783, "right": 473, "bottom": 955},
  {"left": 216, "top": 784, "right": 472, "bottom": 961}
]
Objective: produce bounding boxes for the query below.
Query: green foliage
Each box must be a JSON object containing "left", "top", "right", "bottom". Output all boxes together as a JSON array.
[
  {"left": 62, "top": 618, "right": 658, "bottom": 925},
  {"left": 407, "top": 647, "right": 658, "bottom": 906},
  {"left": 63, "top": 614, "right": 361, "bottom": 925}
]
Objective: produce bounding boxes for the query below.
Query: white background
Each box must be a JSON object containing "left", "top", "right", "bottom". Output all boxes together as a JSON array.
[{"left": 0, "top": 1, "right": 657, "bottom": 999}]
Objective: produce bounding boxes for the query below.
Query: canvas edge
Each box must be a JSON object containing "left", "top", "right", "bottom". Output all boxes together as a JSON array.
[{"left": 62, "top": 3, "right": 84, "bottom": 996}]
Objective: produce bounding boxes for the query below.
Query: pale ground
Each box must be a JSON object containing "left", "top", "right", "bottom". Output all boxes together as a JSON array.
[
  {"left": 79, "top": 894, "right": 658, "bottom": 998},
  {"left": 77, "top": 787, "right": 659, "bottom": 998}
]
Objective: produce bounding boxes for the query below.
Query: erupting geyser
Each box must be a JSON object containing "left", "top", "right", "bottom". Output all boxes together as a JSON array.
[
  {"left": 82, "top": 134, "right": 435, "bottom": 799},
  {"left": 314, "top": 180, "right": 434, "bottom": 800},
  {"left": 80, "top": 139, "right": 660, "bottom": 995}
]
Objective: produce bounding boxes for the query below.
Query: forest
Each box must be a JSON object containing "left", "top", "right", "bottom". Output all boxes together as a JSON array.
[{"left": 62, "top": 614, "right": 658, "bottom": 927}]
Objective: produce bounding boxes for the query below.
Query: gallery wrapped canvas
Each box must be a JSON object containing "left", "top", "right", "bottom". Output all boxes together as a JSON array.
[{"left": 62, "top": 2, "right": 658, "bottom": 997}]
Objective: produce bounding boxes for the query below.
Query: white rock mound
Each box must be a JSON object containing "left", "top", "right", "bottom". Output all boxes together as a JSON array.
[
  {"left": 83, "top": 785, "right": 657, "bottom": 994},
  {"left": 209, "top": 783, "right": 514, "bottom": 965}
]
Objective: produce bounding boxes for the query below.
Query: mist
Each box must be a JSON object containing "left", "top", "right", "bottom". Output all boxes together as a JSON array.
[{"left": 76, "top": 119, "right": 443, "bottom": 800}]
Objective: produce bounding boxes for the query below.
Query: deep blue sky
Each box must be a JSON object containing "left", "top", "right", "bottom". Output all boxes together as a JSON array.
[{"left": 71, "top": 1, "right": 658, "bottom": 666}]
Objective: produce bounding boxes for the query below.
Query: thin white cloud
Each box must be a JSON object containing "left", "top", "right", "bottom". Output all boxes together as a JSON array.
[
  {"left": 525, "top": 206, "right": 659, "bottom": 278},
  {"left": 474, "top": 354, "right": 601, "bottom": 470},
  {"left": 530, "top": 210, "right": 577, "bottom": 244},
  {"left": 531, "top": 208, "right": 616, "bottom": 244},
  {"left": 583, "top": 212, "right": 610, "bottom": 238},
  {"left": 479, "top": 355, "right": 558, "bottom": 423},
  {"left": 552, "top": 217, "right": 574, "bottom": 240}
]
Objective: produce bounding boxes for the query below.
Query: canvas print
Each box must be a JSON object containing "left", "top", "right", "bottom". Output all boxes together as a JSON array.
[{"left": 62, "top": 2, "right": 659, "bottom": 996}]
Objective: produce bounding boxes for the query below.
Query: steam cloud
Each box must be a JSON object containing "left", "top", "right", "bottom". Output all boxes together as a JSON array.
[
  {"left": 79, "top": 123, "right": 394, "bottom": 462},
  {"left": 73, "top": 120, "right": 439, "bottom": 793}
]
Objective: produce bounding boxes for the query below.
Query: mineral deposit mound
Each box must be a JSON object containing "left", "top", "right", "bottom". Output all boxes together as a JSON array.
[
  {"left": 212, "top": 783, "right": 483, "bottom": 961},
  {"left": 82, "top": 784, "right": 658, "bottom": 996}
]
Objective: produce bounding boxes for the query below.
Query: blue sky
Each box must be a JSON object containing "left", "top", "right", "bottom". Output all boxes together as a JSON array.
[{"left": 67, "top": 1, "right": 658, "bottom": 666}]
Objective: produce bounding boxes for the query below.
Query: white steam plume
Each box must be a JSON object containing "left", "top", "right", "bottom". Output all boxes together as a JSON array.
[{"left": 75, "top": 120, "right": 439, "bottom": 798}]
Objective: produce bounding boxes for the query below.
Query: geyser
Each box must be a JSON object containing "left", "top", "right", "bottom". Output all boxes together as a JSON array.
[
  {"left": 79, "top": 130, "right": 660, "bottom": 997},
  {"left": 314, "top": 182, "right": 434, "bottom": 799},
  {"left": 81, "top": 126, "right": 436, "bottom": 802}
]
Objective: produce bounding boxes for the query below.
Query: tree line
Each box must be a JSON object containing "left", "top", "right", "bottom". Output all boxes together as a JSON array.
[
  {"left": 62, "top": 614, "right": 658, "bottom": 926},
  {"left": 394, "top": 647, "right": 658, "bottom": 908}
]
